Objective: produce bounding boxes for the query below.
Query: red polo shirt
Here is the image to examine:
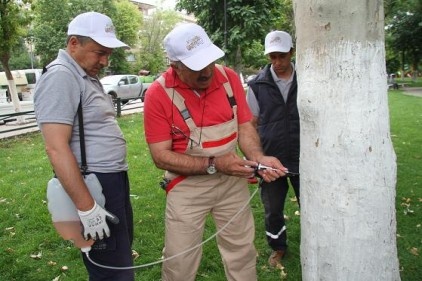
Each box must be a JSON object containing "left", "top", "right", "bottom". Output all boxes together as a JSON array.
[{"left": 144, "top": 65, "right": 252, "bottom": 153}]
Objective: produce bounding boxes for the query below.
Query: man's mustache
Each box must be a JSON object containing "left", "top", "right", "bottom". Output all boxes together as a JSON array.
[{"left": 198, "top": 75, "right": 211, "bottom": 82}]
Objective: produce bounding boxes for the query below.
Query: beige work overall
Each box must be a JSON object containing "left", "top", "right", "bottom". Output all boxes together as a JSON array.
[{"left": 158, "top": 65, "right": 257, "bottom": 281}]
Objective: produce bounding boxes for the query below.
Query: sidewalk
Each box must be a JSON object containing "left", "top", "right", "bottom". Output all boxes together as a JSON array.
[
  {"left": 0, "top": 99, "right": 144, "bottom": 139},
  {"left": 401, "top": 87, "right": 422, "bottom": 98}
]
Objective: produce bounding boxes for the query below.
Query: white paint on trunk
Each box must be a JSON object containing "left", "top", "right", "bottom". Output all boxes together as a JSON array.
[
  {"left": 297, "top": 40, "right": 400, "bottom": 281},
  {"left": 7, "top": 79, "right": 25, "bottom": 123},
  {"left": 293, "top": 1, "right": 400, "bottom": 280}
]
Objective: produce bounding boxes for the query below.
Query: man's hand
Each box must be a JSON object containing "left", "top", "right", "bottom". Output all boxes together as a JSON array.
[
  {"left": 77, "top": 202, "right": 119, "bottom": 240},
  {"left": 255, "top": 156, "right": 288, "bottom": 182}
]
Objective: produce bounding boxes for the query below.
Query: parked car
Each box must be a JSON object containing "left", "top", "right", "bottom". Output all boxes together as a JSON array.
[
  {"left": 138, "top": 74, "right": 155, "bottom": 102},
  {"left": 100, "top": 75, "right": 143, "bottom": 103}
]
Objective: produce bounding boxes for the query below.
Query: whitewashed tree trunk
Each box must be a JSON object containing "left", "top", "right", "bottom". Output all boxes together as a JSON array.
[{"left": 292, "top": 1, "right": 400, "bottom": 280}]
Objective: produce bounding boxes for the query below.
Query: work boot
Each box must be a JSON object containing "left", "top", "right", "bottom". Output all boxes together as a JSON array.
[{"left": 268, "top": 250, "right": 285, "bottom": 267}]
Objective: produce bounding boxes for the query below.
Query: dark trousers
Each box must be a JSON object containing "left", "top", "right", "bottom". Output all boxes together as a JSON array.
[
  {"left": 82, "top": 171, "right": 135, "bottom": 281},
  {"left": 260, "top": 175, "right": 300, "bottom": 251}
]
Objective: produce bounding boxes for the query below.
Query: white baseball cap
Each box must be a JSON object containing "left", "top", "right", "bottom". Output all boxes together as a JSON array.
[
  {"left": 264, "top": 31, "right": 293, "bottom": 55},
  {"left": 163, "top": 23, "right": 224, "bottom": 71},
  {"left": 67, "top": 12, "right": 128, "bottom": 49}
]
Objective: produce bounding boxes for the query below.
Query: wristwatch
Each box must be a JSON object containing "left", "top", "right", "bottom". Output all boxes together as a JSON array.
[{"left": 206, "top": 156, "right": 217, "bottom": 174}]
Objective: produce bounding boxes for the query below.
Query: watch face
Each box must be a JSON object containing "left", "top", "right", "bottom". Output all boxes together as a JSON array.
[{"left": 207, "top": 165, "right": 217, "bottom": 174}]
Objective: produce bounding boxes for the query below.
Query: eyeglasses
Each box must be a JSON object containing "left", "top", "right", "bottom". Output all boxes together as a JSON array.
[{"left": 171, "top": 124, "right": 200, "bottom": 149}]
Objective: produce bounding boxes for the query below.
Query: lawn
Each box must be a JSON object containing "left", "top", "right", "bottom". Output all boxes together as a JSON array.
[{"left": 0, "top": 89, "right": 420, "bottom": 280}]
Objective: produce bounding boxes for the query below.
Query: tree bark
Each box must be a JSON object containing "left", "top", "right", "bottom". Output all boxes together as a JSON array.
[
  {"left": 1, "top": 59, "right": 24, "bottom": 123},
  {"left": 292, "top": 1, "right": 400, "bottom": 280}
]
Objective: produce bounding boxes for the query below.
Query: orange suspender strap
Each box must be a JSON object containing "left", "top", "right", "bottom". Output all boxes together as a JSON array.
[
  {"left": 214, "top": 64, "right": 238, "bottom": 117},
  {"left": 156, "top": 76, "right": 197, "bottom": 130}
]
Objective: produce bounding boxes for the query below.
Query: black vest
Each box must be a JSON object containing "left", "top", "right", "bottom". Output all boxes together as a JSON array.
[{"left": 248, "top": 64, "right": 300, "bottom": 170}]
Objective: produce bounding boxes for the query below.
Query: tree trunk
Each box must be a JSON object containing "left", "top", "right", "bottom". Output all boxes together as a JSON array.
[
  {"left": 1, "top": 60, "right": 24, "bottom": 123},
  {"left": 293, "top": 1, "right": 400, "bottom": 280}
]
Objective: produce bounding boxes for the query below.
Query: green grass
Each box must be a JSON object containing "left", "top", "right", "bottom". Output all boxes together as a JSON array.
[
  {"left": 0, "top": 90, "right": 420, "bottom": 280},
  {"left": 395, "top": 77, "right": 422, "bottom": 87}
]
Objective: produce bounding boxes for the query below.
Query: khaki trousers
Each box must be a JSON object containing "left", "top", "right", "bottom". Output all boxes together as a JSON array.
[{"left": 161, "top": 174, "right": 257, "bottom": 281}]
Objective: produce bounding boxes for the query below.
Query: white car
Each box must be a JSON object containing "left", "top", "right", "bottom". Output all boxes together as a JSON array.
[{"left": 100, "top": 75, "right": 143, "bottom": 103}]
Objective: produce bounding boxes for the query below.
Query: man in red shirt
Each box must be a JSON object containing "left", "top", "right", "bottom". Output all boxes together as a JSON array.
[{"left": 144, "top": 23, "right": 288, "bottom": 281}]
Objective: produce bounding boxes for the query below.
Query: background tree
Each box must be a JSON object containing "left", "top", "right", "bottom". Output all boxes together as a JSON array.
[
  {"left": 1, "top": 37, "right": 39, "bottom": 71},
  {"left": 32, "top": 0, "right": 140, "bottom": 74},
  {"left": 176, "top": 0, "right": 281, "bottom": 72},
  {"left": 136, "top": 9, "right": 181, "bottom": 74},
  {"left": 385, "top": 0, "right": 421, "bottom": 80},
  {"left": 274, "top": 0, "right": 295, "bottom": 35},
  {"left": 0, "top": 0, "right": 31, "bottom": 117},
  {"left": 108, "top": 0, "right": 142, "bottom": 74},
  {"left": 293, "top": 1, "right": 400, "bottom": 280}
]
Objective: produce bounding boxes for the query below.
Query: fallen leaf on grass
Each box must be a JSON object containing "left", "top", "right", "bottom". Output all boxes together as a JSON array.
[
  {"left": 402, "top": 197, "right": 411, "bottom": 203},
  {"left": 0, "top": 198, "right": 8, "bottom": 204},
  {"left": 48, "top": 261, "right": 57, "bottom": 266},
  {"left": 30, "top": 252, "right": 42, "bottom": 259},
  {"left": 290, "top": 197, "right": 297, "bottom": 202},
  {"left": 284, "top": 215, "right": 289, "bottom": 220},
  {"left": 132, "top": 249, "right": 139, "bottom": 260},
  {"left": 52, "top": 276, "right": 61, "bottom": 281},
  {"left": 400, "top": 202, "right": 410, "bottom": 208},
  {"left": 403, "top": 208, "right": 414, "bottom": 215},
  {"left": 410, "top": 247, "right": 419, "bottom": 256},
  {"left": 276, "top": 263, "right": 288, "bottom": 279},
  {"left": 5, "top": 247, "right": 14, "bottom": 253},
  {"left": 61, "top": 266, "right": 69, "bottom": 272},
  {"left": 295, "top": 210, "right": 300, "bottom": 216}
]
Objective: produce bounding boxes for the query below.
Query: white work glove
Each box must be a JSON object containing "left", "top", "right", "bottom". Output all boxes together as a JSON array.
[{"left": 77, "top": 201, "right": 119, "bottom": 240}]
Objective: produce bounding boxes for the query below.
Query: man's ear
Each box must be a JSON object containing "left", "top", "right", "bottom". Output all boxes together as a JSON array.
[
  {"left": 170, "top": 63, "right": 182, "bottom": 76},
  {"left": 67, "top": 36, "right": 80, "bottom": 51}
]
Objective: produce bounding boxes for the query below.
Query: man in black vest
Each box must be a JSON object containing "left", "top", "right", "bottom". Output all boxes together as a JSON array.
[{"left": 246, "top": 30, "right": 300, "bottom": 267}]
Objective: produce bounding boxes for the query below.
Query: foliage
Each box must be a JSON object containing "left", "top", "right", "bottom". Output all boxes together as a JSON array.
[
  {"left": 242, "top": 40, "right": 267, "bottom": 70},
  {"left": 176, "top": 0, "right": 282, "bottom": 72},
  {"left": 273, "top": 0, "right": 295, "bottom": 36},
  {"left": 136, "top": 9, "right": 181, "bottom": 74},
  {"left": 32, "top": 0, "right": 140, "bottom": 73},
  {"left": 385, "top": 0, "right": 422, "bottom": 77},
  {"left": 0, "top": 0, "right": 31, "bottom": 64},
  {"left": 0, "top": 88, "right": 421, "bottom": 280},
  {"left": 0, "top": 37, "right": 39, "bottom": 71},
  {"left": 0, "top": 0, "right": 32, "bottom": 106},
  {"left": 107, "top": 0, "right": 142, "bottom": 74}
]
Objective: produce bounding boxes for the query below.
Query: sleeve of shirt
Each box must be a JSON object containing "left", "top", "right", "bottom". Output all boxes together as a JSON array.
[
  {"left": 143, "top": 81, "right": 173, "bottom": 144},
  {"left": 34, "top": 67, "right": 81, "bottom": 125},
  {"left": 246, "top": 87, "right": 259, "bottom": 117}
]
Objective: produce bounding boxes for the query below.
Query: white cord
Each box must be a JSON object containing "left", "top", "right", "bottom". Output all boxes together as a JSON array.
[{"left": 84, "top": 185, "right": 260, "bottom": 270}]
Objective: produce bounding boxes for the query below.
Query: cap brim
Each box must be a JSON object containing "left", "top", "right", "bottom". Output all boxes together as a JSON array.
[
  {"left": 92, "top": 37, "right": 129, "bottom": 49},
  {"left": 264, "top": 46, "right": 290, "bottom": 55},
  {"left": 182, "top": 44, "right": 224, "bottom": 71}
]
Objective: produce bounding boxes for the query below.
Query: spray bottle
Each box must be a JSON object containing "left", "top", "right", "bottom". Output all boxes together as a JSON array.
[{"left": 46, "top": 174, "right": 105, "bottom": 250}]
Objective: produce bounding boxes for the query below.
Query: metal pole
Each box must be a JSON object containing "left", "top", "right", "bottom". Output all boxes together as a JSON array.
[
  {"left": 116, "top": 98, "right": 121, "bottom": 117},
  {"left": 224, "top": 0, "right": 227, "bottom": 65}
]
